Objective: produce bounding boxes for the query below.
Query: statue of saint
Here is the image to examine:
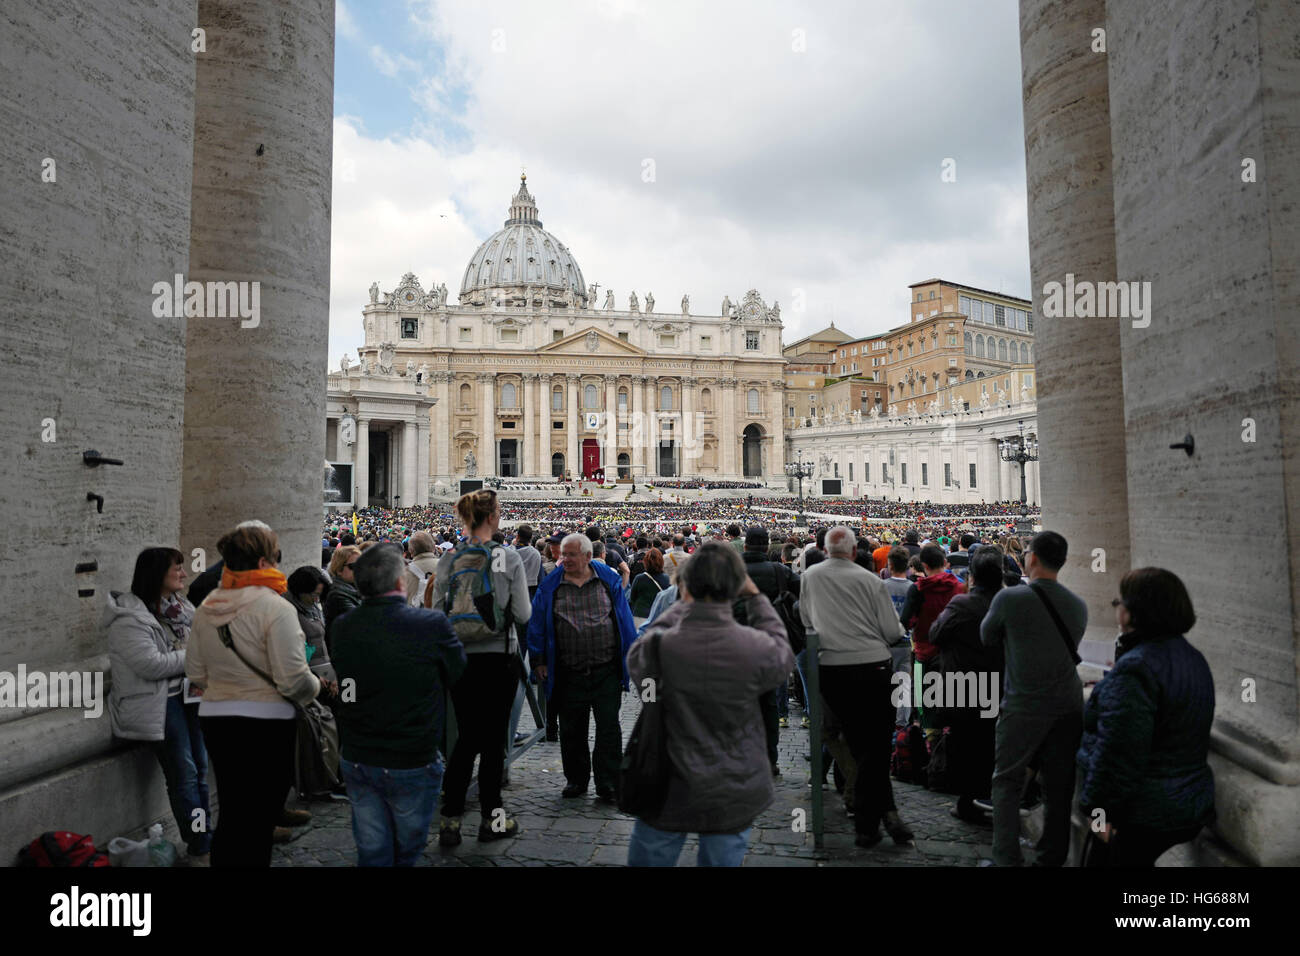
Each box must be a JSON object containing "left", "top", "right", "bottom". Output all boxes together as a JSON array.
[
  {"left": 338, "top": 416, "right": 356, "bottom": 447},
  {"left": 339, "top": 353, "right": 351, "bottom": 375},
  {"left": 887, "top": 403, "right": 898, "bottom": 418},
  {"left": 604, "top": 289, "right": 615, "bottom": 310},
  {"left": 629, "top": 290, "right": 639, "bottom": 312},
  {"left": 368, "top": 282, "right": 379, "bottom": 305},
  {"left": 405, "top": 360, "right": 416, "bottom": 377},
  {"left": 907, "top": 401, "right": 918, "bottom": 417},
  {"left": 438, "top": 282, "right": 448, "bottom": 304},
  {"left": 721, "top": 295, "right": 732, "bottom": 317},
  {"left": 416, "top": 362, "right": 428, "bottom": 384},
  {"left": 645, "top": 292, "right": 654, "bottom": 313},
  {"left": 681, "top": 294, "right": 689, "bottom": 315},
  {"left": 1020, "top": 383, "right": 1030, "bottom": 404},
  {"left": 979, "top": 391, "right": 991, "bottom": 408},
  {"left": 464, "top": 451, "right": 477, "bottom": 477},
  {"left": 868, "top": 404, "right": 880, "bottom": 420}
]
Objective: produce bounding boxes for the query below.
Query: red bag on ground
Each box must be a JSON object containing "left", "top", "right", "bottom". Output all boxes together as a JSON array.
[{"left": 16, "top": 831, "right": 111, "bottom": 867}]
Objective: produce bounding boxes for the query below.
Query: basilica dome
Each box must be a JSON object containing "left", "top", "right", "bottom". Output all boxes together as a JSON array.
[{"left": 459, "top": 175, "right": 587, "bottom": 304}]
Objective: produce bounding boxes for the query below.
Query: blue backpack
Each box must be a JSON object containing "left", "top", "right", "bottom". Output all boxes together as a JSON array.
[{"left": 443, "top": 540, "right": 511, "bottom": 645}]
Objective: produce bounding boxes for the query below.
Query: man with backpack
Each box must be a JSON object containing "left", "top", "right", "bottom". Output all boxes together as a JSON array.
[
  {"left": 527, "top": 533, "right": 638, "bottom": 801},
  {"left": 733, "top": 526, "right": 800, "bottom": 768}
]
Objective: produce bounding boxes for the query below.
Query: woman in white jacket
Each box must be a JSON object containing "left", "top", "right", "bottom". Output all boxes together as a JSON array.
[{"left": 104, "top": 547, "right": 211, "bottom": 861}]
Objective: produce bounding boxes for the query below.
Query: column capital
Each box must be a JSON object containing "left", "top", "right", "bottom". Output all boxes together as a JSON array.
[
  {"left": 477, "top": 372, "right": 495, "bottom": 384},
  {"left": 523, "top": 372, "right": 540, "bottom": 382},
  {"left": 603, "top": 373, "right": 617, "bottom": 385},
  {"left": 681, "top": 378, "right": 696, "bottom": 390},
  {"left": 566, "top": 372, "right": 581, "bottom": 384},
  {"left": 430, "top": 371, "right": 452, "bottom": 384}
]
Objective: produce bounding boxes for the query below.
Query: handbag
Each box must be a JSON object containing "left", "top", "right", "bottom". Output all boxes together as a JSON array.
[
  {"left": 617, "top": 630, "right": 672, "bottom": 818},
  {"left": 216, "top": 624, "right": 342, "bottom": 798},
  {"left": 1028, "top": 583, "right": 1082, "bottom": 665}
]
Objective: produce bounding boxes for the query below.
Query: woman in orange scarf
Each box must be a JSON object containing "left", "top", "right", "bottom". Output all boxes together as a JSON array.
[{"left": 187, "top": 522, "right": 322, "bottom": 867}]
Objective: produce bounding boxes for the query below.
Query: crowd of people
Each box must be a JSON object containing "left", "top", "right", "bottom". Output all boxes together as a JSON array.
[{"left": 103, "top": 492, "right": 1212, "bottom": 868}]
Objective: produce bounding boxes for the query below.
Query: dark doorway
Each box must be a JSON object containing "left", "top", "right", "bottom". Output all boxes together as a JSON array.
[
  {"left": 551, "top": 452, "right": 565, "bottom": 478},
  {"left": 743, "top": 425, "right": 762, "bottom": 477},
  {"left": 369, "top": 430, "right": 389, "bottom": 506},
  {"left": 617, "top": 453, "right": 630, "bottom": 479},
  {"left": 658, "top": 440, "right": 677, "bottom": 477},
  {"left": 499, "top": 439, "right": 518, "bottom": 477}
]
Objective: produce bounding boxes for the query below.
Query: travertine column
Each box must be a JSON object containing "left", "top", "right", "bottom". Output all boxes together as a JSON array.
[
  {"left": 566, "top": 373, "right": 579, "bottom": 479},
  {"left": 632, "top": 375, "right": 647, "bottom": 476},
  {"left": 433, "top": 372, "right": 450, "bottom": 480},
  {"left": 769, "top": 383, "right": 784, "bottom": 479},
  {"left": 415, "top": 418, "right": 428, "bottom": 505},
  {"left": 355, "top": 419, "right": 369, "bottom": 508},
  {"left": 603, "top": 374, "right": 618, "bottom": 474},
  {"left": 402, "top": 420, "right": 417, "bottom": 507},
  {"left": 1020, "top": 0, "right": 1130, "bottom": 656},
  {"left": 721, "top": 378, "right": 738, "bottom": 476},
  {"left": 523, "top": 373, "right": 538, "bottom": 479},
  {"left": 681, "top": 378, "right": 696, "bottom": 474},
  {"left": 479, "top": 373, "right": 495, "bottom": 475},
  {"left": 181, "top": 0, "right": 334, "bottom": 571},
  {"left": 538, "top": 373, "right": 552, "bottom": 476}
]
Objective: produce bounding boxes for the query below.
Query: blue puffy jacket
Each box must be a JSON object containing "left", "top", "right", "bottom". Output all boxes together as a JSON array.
[
  {"left": 1077, "top": 631, "right": 1216, "bottom": 832},
  {"left": 526, "top": 560, "right": 638, "bottom": 700}
]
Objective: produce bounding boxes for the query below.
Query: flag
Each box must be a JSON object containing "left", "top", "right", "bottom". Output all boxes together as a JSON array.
[{"left": 352, "top": 512, "right": 358, "bottom": 536}]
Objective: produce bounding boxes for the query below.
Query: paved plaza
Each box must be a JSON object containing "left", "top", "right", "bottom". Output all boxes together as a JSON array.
[{"left": 270, "top": 694, "right": 999, "bottom": 868}]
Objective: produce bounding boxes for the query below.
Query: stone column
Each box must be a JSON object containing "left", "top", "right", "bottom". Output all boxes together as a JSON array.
[
  {"left": 180, "top": 0, "right": 334, "bottom": 572},
  {"left": 1020, "top": 0, "right": 1130, "bottom": 656},
  {"left": 433, "top": 372, "right": 450, "bottom": 481},
  {"left": 538, "top": 373, "right": 552, "bottom": 477},
  {"left": 632, "top": 375, "right": 647, "bottom": 477},
  {"left": 681, "top": 377, "right": 696, "bottom": 475},
  {"left": 523, "top": 372, "right": 538, "bottom": 479},
  {"left": 566, "top": 373, "right": 579, "bottom": 479},
  {"left": 603, "top": 373, "right": 618, "bottom": 475},
  {"left": 415, "top": 418, "right": 429, "bottom": 506},
  {"left": 769, "top": 383, "right": 784, "bottom": 479},
  {"left": 355, "top": 418, "right": 369, "bottom": 507},
  {"left": 721, "top": 378, "right": 738, "bottom": 476},
  {"left": 402, "top": 420, "right": 417, "bottom": 508},
  {"left": 479, "top": 373, "right": 495, "bottom": 476}
]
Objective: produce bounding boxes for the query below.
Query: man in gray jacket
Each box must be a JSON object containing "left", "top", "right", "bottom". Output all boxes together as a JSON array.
[{"left": 800, "top": 525, "right": 912, "bottom": 848}]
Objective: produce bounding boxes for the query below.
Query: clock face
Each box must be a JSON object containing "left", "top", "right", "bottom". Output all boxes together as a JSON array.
[{"left": 405, "top": 292, "right": 415, "bottom": 301}]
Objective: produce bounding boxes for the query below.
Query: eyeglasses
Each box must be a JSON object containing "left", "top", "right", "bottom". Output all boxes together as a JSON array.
[
  {"left": 1111, "top": 598, "right": 1123, "bottom": 608},
  {"left": 275, "top": 550, "right": 282, "bottom": 563},
  {"left": 345, "top": 561, "right": 358, "bottom": 569}
]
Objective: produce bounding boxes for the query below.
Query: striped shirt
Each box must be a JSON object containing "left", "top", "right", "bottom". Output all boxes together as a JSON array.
[{"left": 553, "top": 573, "right": 617, "bottom": 672}]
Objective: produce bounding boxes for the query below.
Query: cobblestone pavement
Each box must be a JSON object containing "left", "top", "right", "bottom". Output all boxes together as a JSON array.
[{"left": 272, "top": 693, "right": 998, "bottom": 868}]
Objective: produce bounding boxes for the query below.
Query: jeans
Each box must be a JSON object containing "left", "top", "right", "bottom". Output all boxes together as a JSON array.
[
  {"left": 627, "top": 820, "right": 752, "bottom": 867},
  {"left": 775, "top": 681, "right": 789, "bottom": 719},
  {"left": 507, "top": 647, "right": 529, "bottom": 745},
  {"left": 200, "top": 715, "right": 295, "bottom": 867},
  {"left": 553, "top": 660, "right": 623, "bottom": 791},
  {"left": 819, "top": 661, "right": 897, "bottom": 836},
  {"left": 758, "top": 687, "right": 780, "bottom": 767},
  {"left": 991, "top": 709, "right": 1083, "bottom": 866},
  {"left": 794, "top": 649, "right": 811, "bottom": 713},
  {"left": 342, "top": 756, "right": 444, "bottom": 866},
  {"left": 442, "top": 653, "right": 516, "bottom": 818},
  {"left": 150, "top": 694, "right": 211, "bottom": 856}
]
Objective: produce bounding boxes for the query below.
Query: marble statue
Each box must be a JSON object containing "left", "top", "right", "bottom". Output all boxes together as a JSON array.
[
  {"left": 930, "top": 398, "right": 942, "bottom": 414},
  {"left": 1020, "top": 383, "right": 1030, "bottom": 404},
  {"left": 588, "top": 283, "right": 598, "bottom": 306},
  {"left": 417, "top": 362, "right": 428, "bottom": 383},
  {"left": 464, "top": 451, "right": 477, "bottom": 477},
  {"left": 378, "top": 343, "right": 395, "bottom": 375},
  {"left": 907, "top": 401, "right": 918, "bottom": 417},
  {"left": 338, "top": 416, "right": 355, "bottom": 447},
  {"left": 368, "top": 282, "right": 379, "bottom": 305},
  {"left": 645, "top": 292, "right": 654, "bottom": 313},
  {"left": 405, "top": 360, "right": 416, "bottom": 377},
  {"left": 681, "top": 294, "right": 689, "bottom": 315},
  {"left": 721, "top": 295, "right": 732, "bottom": 317},
  {"left": 629, "top": 290, "right": 639, "bottom": 312},
  {"left": 438, "top": 282, "right": 447, "bottom": 304},
  {"left": 979, "top": 391, "right": 991, "bottom": 409},
  {"left": 770, "top": 301, "right": 781, "bottom": 322},
  {"left": 868, "top": 404, "right": 880, "bottom": 420},
  {"left": 339, "top": 353, "right": 351, "bottom": 375},
  {"left": 887, "top": 404, "right": 898, "bottom": 418},
  {"left": 604, "top": 289, "right": 615, "bottom": 310}
]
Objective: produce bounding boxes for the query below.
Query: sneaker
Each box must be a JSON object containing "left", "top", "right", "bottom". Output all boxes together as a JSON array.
[
  {"left": 477, "top": 816, "right": 520, "bottom": 842},
  {"left": 271, "top": 826, "right": 295, "bottom": 844},
  {"left": 883, "top": 811, "right": 914, "bottom": 845},
  {"left": 778, "top": 717, "right": 789, "bottom": 728},
  {"left": 439, "top": 816, "right": 462, "bottom": 848},
  {"left": 972, "top": 798, "right": 993, "bottom": 813},
  {"left": 801, "top": 716, "right": 810, "bottom": 729}
]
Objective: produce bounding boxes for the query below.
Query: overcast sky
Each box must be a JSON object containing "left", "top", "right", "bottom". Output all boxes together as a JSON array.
[{"left": 329, "top": 0, "right": 1031, "bottom": 366}]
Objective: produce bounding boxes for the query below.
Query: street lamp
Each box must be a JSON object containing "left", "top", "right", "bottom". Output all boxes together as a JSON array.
[
  {"left": 997, "top": 419, "right": 1040, "bottom": 506},
  {"left": 785, "top": 448, "right": 814, "bottom": 525}
]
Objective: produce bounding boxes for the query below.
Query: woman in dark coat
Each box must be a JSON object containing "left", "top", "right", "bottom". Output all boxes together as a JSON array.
[
  {"left": 928, "top": 546, "right": 1005, "bottom": 822},
  {"left": 626, "top": 544, "right": 794, "bottom": 867},
  {"left": 1077, "top": 567, "right": 1215, "bottom": 866}
]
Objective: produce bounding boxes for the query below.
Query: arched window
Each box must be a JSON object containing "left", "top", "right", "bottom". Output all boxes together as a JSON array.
[
  {"left": 552, "top": 386, "right": 562, "bottom": 411},
  {"left": 964, "top": 331, "right": 972, "bottom": 355},
  {"left": 584, "top": 384, "right": 598, "bottom": 408},
  {"left": 977, "top": 371, "right": 985, "bottom": 378},
  {"left": 501, "top": 382, "right": 517, "bottom": 408},
  {"left": 975, "top": 335, "right": 985, "bottom": 358},
  {"left": 965, "top": 369, "right": 974, "bottom": 381},
  {"left": 700, "top": 387, "right": 712, "bottom": 411},
  {"left": 617, "top": 389, "right": 628, "bottom": 413},
  {"left": 747, "top": 388, "right": 760, "bottom": 414},
  {"left": 1020, "top": 342, "right": 1029, "bottom": 364},
  {"left": 998, "top": 339, "right": 1008, "bottom": 362},
  {"left": 660, "top": 386, "right": 672, "bottom": 410},
  {"left": 459, "top": 383, "right": 472, "bottom": 408},
  {"left": 551, "top": 453, "right": 565, "bottom": 478}
]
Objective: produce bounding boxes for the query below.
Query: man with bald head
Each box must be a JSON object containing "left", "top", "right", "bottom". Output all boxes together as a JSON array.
[{"left": 800, "top": 525, "right": 913, "bottom": 848}]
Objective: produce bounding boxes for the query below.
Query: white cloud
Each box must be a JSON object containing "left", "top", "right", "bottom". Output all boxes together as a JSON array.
[
  {"left": 329, "top": 0, "right": 1031, "bottom": 366},
  {"left": 336, "top": 0, "right": 359, "bottom": 41}
]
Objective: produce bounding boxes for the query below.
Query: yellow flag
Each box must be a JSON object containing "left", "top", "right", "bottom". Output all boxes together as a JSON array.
[{"left": 352, "top": 512, "right": 358, "bottom": 536}]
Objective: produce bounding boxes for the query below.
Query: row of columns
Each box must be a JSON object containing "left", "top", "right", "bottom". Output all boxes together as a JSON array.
[{"left": 348, "top": 417, "right": 428, "bottom": 508}]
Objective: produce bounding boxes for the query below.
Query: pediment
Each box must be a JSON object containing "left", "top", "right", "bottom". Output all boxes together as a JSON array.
[{"left": 539, "top": 326, "right": 646, "bottom": 356}]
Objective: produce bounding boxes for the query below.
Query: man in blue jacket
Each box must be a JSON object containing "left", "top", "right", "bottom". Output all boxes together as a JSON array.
[{"left": 528, "top": 532, "right": 637, "bottom": 801}]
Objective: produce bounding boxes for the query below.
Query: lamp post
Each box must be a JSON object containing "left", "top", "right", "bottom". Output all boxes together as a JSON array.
[
  {"left": 785, "top": 449, "right": 814, "bottom": 525},
  {"left": 997, "top": 419, "right": 1040, "bottom": 506}
]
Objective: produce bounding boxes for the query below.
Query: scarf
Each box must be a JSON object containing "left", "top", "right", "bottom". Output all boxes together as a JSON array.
[
  {"left": 156, "top": 594, "right": 192, "bottom": 650},
  {"left": 221, "top": 566, "right": 288, "bottom": 594}
]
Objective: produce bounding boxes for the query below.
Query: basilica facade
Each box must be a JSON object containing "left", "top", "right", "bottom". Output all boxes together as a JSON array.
[{"left": 326, "top": 176, "right": 787, "bottom": 505}]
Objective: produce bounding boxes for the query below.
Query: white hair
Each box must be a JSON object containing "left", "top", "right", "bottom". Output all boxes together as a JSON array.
[
  {"left": 236, "top": 519, "right": 272, "bottom": 531},
  {"left": 825, "top": 525, "right": 857, "bottom": 557},
  {"left": 560, "top": 533, "right": 593, "bottom": 557}
]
